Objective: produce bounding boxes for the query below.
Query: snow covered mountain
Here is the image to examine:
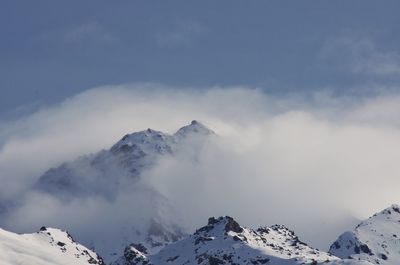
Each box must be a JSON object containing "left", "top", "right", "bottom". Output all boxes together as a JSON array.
[
  {"left": 2, "top": 120, "right": 400, "bottom": 265},
  {"left": 113, "top": 216, "right": 340, "bottom": 265},
  {"left": 115, "top": 203, "right": 400, "bottom": 265},
  {"left": 26, "top": 120, "right": 214, "bottom": 261},
  {"left": 329, "top": 205, "right": 400, "bottom": 265},
  {"left": 1, "top": 205, "right": 398, "bottom": 265},
  {"left": 35, "top": 120, "right": 214, "bottom": 200},
  {"left": 0, "top": 226, "right": 104, "bottom": 265}
]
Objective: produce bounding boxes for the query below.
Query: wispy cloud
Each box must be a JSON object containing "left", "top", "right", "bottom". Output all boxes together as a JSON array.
[
  {"left": 320, "top": 35, "right": 400, "bottom": 76},
  {"left": 63, "top": 22, "right": 118, "bottom": 45},
  {"left": 155, "top": 19, "right": 205, "bottom": 48},
  {"left": 38, "top": 22, "right": 118, "bottom": 47}
]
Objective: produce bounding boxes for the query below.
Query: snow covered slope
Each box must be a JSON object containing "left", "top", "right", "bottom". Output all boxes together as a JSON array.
[
  {"left": 330, "top": 205, "right": 400, "bottom": 265},
  {"left": 27, "top": 121, "right": 213, "bottom": 261},
  {"left": 0, "top": 227, "right": 104, "bottom": 265},
  {"left": 2, "top": 209, "right": 397, "bottom": 265},
  {"left": 35, "top": 120, "right": 213, "bottom": 199},
  {"left": 113, "top": 216, "right": 341, "bottom": 265}
]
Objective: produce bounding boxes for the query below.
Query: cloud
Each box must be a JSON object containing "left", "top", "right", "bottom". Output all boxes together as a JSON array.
[
  {"left": 1, "top": 84, "right": 400, "bottom": 255},
  {"left": 4, "top": 181, "right": 176, "bottom": 259},
  {"left": 155, "top": 19, "right": 205, "bottom": 48},
  {"left": 319, "top": 35, "right": 400, "bottom": 77},
  {"left": 0, "top": 84, "right": 266, "bottom": 197},
  {"left": 63, "top": 22, "right": 118, "bottom": 45},
  {"left": 37, "top": 22, "right": 118, "bottom": 47}
]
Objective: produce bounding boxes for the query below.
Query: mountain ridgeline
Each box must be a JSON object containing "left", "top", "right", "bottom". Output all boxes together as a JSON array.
[
  {"left": 2, "top": 205, "right": 400, "bottom": 265},
  {"left": 0, "top": 121, "right": 399, "bottom": 264},
  {"left": 112, "top": 206, "right": 400, "bottom": 265}
]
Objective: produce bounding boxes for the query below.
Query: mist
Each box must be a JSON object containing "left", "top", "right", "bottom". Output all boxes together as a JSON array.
[{"left": 1, "top": 84, "right": 400, "bottom": 254}]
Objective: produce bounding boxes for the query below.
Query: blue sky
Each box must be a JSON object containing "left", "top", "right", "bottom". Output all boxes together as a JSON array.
[{"left": 2, "top": 1, "right": 400, "bottom": 116}]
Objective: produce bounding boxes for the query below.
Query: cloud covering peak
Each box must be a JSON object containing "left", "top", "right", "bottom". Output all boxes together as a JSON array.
[{"left": 0, "top": 84, "right": 400, "bottom": 254}]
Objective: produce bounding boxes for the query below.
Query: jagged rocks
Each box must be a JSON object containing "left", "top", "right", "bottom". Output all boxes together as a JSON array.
[
  {"left": 114, "top": 216, "right": 337, "bottom": 265},
  {"left": 224, "top": 216, "right": 244, "bottom": 233}
]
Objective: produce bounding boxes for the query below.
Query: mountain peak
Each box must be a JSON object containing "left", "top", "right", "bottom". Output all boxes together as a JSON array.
[
  {"left": 114, "top": 128, "right": 167, "bottom": 146},
  {"left": 117, "top": 216, "right": 337, "bottom": 265},
  {"left": 110, "top": 128, "right": 175, "bottom": 155},
  {"left": 196, "top": 216, "right": 244, "bottom": 236},
  {"left": 0, "top": 226, "right": 105, "bottom": 265},
  {"left": 111, "top": 120, "right": 213, "bottom": 152},
  {"left": 330, "top": 204, "right": 400, "bottom": 264},
  {"left": 174, "top": 120, "right": 214, "bottom": 138}
]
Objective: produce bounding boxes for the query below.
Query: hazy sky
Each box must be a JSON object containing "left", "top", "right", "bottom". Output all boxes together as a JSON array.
[{"left": 2, "top": 1, "right": 400, "bottom": 116}]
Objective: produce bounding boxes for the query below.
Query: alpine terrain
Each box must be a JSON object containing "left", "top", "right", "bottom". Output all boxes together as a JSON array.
[
  {"left": 0, "top": 227, "right": 104, "bottom": 265},
  {"left": 0, "top": 122, "right": 399, "bottom": 265}
]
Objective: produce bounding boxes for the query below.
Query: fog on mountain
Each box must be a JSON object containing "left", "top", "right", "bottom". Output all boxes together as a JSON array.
[{"left": 1, "top": 87, "right": 400, "bottom": 264}]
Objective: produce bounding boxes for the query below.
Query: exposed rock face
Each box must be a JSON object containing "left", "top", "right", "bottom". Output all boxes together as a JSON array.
[
  {"left": 224, "top": 216, "right": 244, "bottom": 233},
  {"left": 111, "top": 245, "right": 150, "bottom": 265}
]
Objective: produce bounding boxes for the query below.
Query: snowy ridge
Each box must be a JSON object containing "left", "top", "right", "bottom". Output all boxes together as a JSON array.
[
  {"left": 2, "top": 206, "right": 400, "bottom": 265},
  {"left": 110, "top": 128, "right": 176, "bottom": 155},
  {"left": 0, "top": 227, "right": 104, "bottom": 265},
  {"left": 329, "top": 205, "right": 400, "bottom": 265},
  {"left": 114, "top": 216, "right": 339, "bottom": 265}
]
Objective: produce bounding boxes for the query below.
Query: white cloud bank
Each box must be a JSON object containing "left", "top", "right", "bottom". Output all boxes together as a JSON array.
[{"left": 0, "top": 84, "right": 400, "bottom": 251}]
